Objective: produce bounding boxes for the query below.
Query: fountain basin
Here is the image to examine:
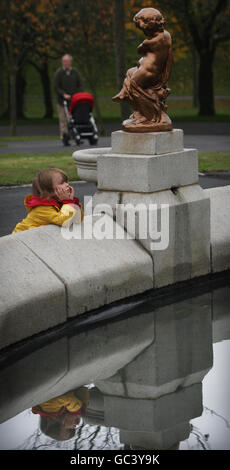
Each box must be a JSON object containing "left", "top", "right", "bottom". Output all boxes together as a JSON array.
[{"left": 73, "top": 147, "right": 111, "bottom": 183}]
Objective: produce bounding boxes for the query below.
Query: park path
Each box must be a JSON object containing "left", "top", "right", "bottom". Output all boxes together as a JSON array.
[
  {"left": 0, "top": 133, "right": 230, "bottom": 154},
  {"left": 0, "top": 121, "right": 230, "bottom": 138}
]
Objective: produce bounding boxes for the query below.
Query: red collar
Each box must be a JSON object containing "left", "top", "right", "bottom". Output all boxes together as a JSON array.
[
  {"left": 25, "top": 195, "right": 61, "bottom": 208},
  {"left": 32, "top": 406, "right": 85, "bottom": 417}
]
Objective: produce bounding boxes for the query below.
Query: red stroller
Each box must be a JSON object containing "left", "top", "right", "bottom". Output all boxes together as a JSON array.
[{"left": 63, "top": 92, "right": 98, "bottom": 146}]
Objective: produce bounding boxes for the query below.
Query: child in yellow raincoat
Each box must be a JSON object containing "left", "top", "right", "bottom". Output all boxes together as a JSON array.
[
  {"left": 12, "top": 167, "right": 83, "bottom": 233},
  {"left": 32, "top": 387, "right": 89, "bottom": 441}
]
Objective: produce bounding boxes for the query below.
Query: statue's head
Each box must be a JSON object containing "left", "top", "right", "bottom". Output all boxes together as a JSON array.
[{"left": 134, "top": 8, "right": 165, "bottom": 35}]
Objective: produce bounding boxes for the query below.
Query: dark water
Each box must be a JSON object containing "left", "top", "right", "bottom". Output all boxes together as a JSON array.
[{"left": 0, "top": 278, "right": 229, "bottom": 450}]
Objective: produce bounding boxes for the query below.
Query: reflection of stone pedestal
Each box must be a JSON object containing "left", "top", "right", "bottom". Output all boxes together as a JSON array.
[
  {"left": 94, "top": 292, "right": 213, "bottom": 449},
  {"left": 104, "top": 387, "right": 196, "bottom": 449},
  {"left": 74, "top": 129, "right": 211, "bottom": 288},
  {"left": 119, "top": 427, "right": 187, "bottom": 450},
  {"left": 96, "top": 293, "right": 212, "bottom": 399},
  {"left": 103, "top": 383, "right": 202, "bottom": 433}
]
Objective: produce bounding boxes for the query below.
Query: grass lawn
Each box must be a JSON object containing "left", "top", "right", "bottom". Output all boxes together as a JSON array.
[
  {"left": 0, "top": 98, "right": 229, "bottom": 125},
  {"left": 0, "top": 151, "right": 78, "bottom": 186},
  {"left": 98, "top": 97, "right": 230, "bottom": 122},
  {"left": 198, "top": 153, "right": 230, "bottom": 173},
  {"left": 0, "top": 151, "right": 229, "bottom": 186}
]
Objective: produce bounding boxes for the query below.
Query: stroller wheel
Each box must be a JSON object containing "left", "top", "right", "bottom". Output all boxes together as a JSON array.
[
  {"left": 62, "top": 132, "right": 70, "bottom": 146},
  {"left": 89, "top": 135, "right": 98, "bottom": 146},
  {"left": 75, "top": 136, "right": 81, "bottom": 146}
]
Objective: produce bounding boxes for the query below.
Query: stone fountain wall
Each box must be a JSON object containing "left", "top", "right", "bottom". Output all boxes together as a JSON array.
[{"left": 0, "top": 130, "right": 229, "bottom": 350}]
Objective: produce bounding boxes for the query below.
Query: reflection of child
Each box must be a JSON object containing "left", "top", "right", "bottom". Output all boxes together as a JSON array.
[
  {"left": 12, "top": 168, "right": 83, "bottom": 233},
  {"left": 32, "top": 387, "right": 89, "bottom": 441}
]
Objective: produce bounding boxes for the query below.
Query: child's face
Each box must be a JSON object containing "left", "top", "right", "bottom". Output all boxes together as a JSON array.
[
  {"left": 56, "top": 181, "right": 72, "bottom": 196},
  {"left": 62, "top": 413, "right": 81, "bottom": 429}
]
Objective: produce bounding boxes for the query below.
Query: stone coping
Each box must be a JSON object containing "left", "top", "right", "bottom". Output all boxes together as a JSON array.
[{"left": 0, "top": 186, "right": 229, "bottom": 351}]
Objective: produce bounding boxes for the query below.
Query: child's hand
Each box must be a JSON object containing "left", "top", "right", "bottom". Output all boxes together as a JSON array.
[
  {"left": 68, "top": 185, "right": 75, "bottom": 199},
  {"left": 55, "top": 183, "right": 73, "bottom": 201}
]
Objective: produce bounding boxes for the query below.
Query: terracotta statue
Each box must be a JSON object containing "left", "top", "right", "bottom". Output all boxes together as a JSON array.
[{"left": 113, "top": 7, "right": 173, "bottom": 133}]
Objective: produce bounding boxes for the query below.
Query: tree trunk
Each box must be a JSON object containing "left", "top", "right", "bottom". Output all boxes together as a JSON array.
[
  {"left": 113, "top": 0, "right": 130, "bottom": 121},
  {"left": 2, "top": 70, "right": 26, "bottom": 120},
  {"left": 0, "top": 47, "right": 4, "bottom": 115},
  {"left": 9, "top": 70, "right": 17, "bottom": 136},
  {"left": 39, "top": 60, "right": 53, "bottom": 118},
  {"left": 192, "top": 47, "right": 198, "bottom": 108},
  {"left": 198, "top": 50, "right": 215, "bottom": 115},
  {"left": 89, "top": 83, "right": 105, "bottom": 135},
  {"left": 0, "top": 76, "right": 8, "bottom": 119},
  {"left": 16, "top": 68, "right": 26, "bottom": 119}
]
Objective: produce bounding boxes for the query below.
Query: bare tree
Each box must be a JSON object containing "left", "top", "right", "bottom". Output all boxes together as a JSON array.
[
  {"left": 159, "top": 0, "right": 230, "bottom": 115},
  {"left": 113, "top": 0, "right": 130, "bottom": 121}
]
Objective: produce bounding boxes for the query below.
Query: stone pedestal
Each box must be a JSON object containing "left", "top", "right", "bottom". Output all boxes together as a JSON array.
[
  {"left": 97, "top": 148, "right": 198, "bottom": 193},
  {"left": 97, "top": 130, "right": 198, "bottom": 193},
  {"left": 111, "top": 129, "right": 184, "bottom": 155},
  {"left": 73, "top": 129, "right": 211, "bottom": 288}
]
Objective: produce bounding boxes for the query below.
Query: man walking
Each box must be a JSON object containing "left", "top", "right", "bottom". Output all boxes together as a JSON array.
[{"left": 54, "top": 54, "right": 83, "bottom": 146}]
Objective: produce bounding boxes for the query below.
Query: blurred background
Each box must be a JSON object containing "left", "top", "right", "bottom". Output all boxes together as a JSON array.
[{"left": 0, "top": 0, "right": 229, "bottom": 136}]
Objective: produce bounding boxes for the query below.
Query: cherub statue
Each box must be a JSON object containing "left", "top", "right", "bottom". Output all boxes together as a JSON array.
[{"left": 113, "top": 7, "right": 173, "bottom": 132}]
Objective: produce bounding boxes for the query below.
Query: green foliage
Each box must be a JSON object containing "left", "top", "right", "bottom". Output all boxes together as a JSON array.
[{"left": 0, "top": 0, "right": 229, "bottom": 123}]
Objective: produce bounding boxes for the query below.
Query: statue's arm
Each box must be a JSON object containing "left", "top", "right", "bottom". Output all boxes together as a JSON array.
[
  {"left": 137, "top": 39, "right": 150, "bottom": 53},
  {"left": 137, "top": 42, "right": 145, "bottom": 54},
  {"left": 137, "top": 38, "right": 156, "bottom": 54}
]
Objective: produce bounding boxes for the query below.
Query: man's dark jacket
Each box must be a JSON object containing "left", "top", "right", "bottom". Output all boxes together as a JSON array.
[{"left": 54, "top": 68, "right": 83, "bottom": 105}]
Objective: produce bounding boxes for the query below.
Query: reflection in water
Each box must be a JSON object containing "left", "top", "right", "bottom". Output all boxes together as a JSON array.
[
  {"left": 32, "top": 388, "right": 89, "bottom": 442},
  {"left": 0, "top": 284, "right": 229, "bottom": 450},
  {"left": 180, "top": 338, "right": 230, "bottom": 450}
]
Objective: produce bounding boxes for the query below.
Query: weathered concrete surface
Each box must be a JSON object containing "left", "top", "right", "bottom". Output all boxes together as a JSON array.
[
  {"left": 0, "top": 237, "right": 66, "bottom": 349},
  {"left": 73, "top": 147, "right": 110, "bottom": 183},
  {"left": 0, "top": 218, "right": 153, "bottom": 348},
  {"left": 119, "top": 184, "right": 211, "bottom": 287},
  {"left": 92, "top": 185, "right": 211, "bottom": 288},
  {"left": 103, "top": 383, "right": 202, "bottom": 432},
  {"left": 204, "top": 185, "right": 230, "bottom": 273},
  {"left": 71, "top": 134, "right": 229, "bottom": 289},
  {"left": 86, "top": 191, "right": 120, "bottom": 216},
  {"left": 1, "top": 132, "right": 229, "bottom": 352},
  {"left": 111, "top": 129, "right": 184, "bottom": 155},
  {"left": 97, "top": 149, "right": 198, "bottom": 193},
  {"left": 14, "top": 217, "right": 153, "bottom": 318}
]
